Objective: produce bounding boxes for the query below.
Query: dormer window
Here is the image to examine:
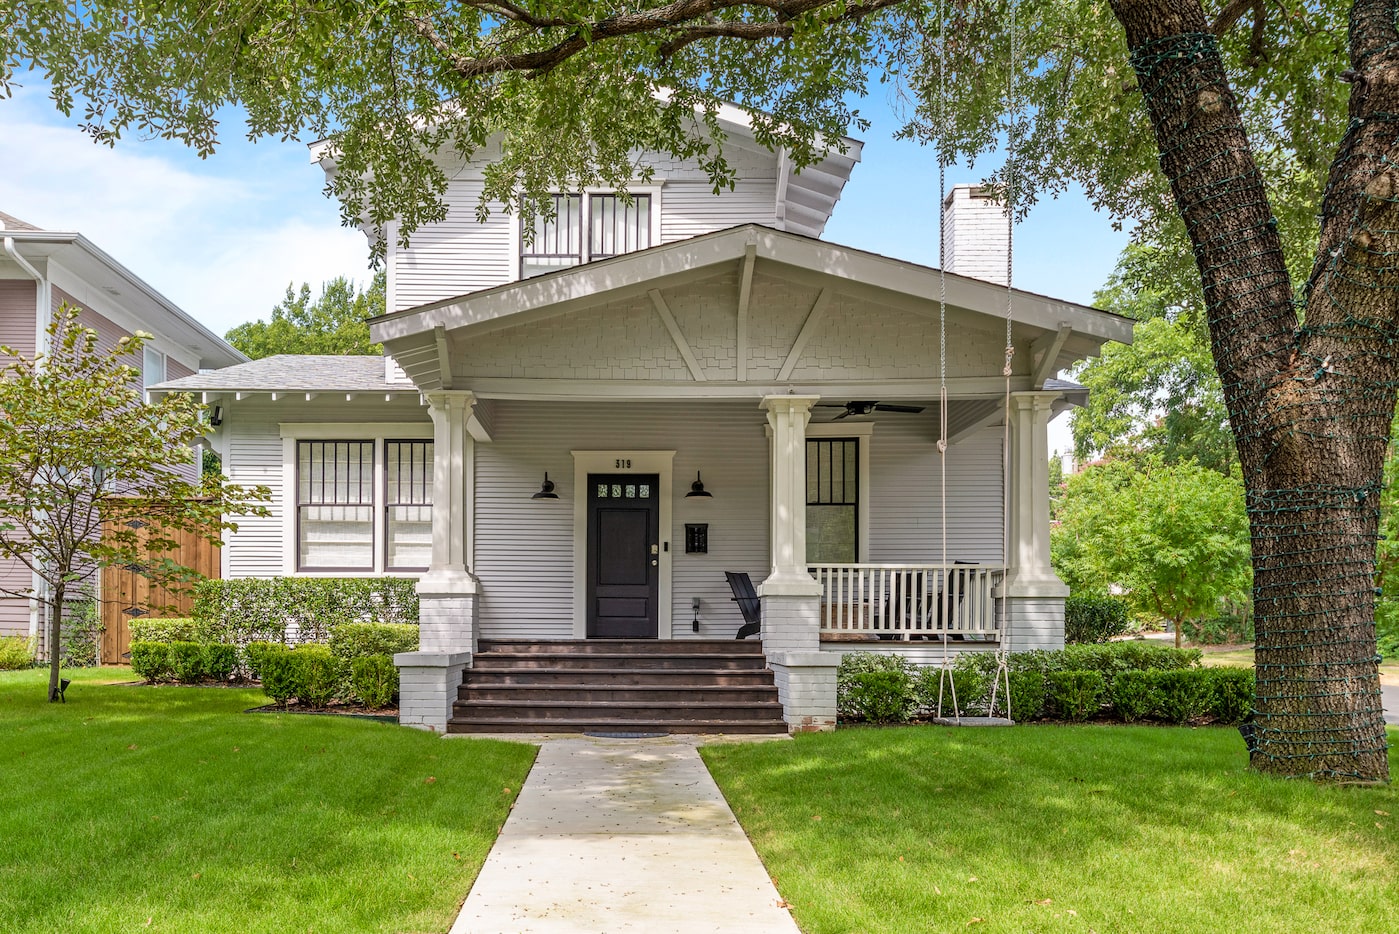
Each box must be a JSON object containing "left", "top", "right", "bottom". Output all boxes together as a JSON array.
[{"left": 521, "top": 192, "right": 653, "bottom": 278}]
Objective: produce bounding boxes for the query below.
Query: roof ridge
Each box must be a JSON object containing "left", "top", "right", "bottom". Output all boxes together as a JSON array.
[{"left": 0, "top": 210, "right": 42, "bottom": 232}]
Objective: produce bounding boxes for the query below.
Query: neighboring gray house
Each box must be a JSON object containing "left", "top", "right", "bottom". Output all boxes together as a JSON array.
[
  {"left": 153, "top": 116, "right": 1132, "bottom": 733},
  {"left": 0, "top": 211, "right": 246, "bottom": 651}
]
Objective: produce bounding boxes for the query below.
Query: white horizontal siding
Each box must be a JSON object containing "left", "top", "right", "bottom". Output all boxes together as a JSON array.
[
  {"left": 393, "top": 177, "right": 513, "bottom": 311},
  {"left": 868, "top": 420, "right": 1005, "bottom": 565},
  {"left": 473, "top": 401, "right": 770, "bottom": 640},
  {"left": 660, "top": 178, "right": 778, "bottom": 242}
]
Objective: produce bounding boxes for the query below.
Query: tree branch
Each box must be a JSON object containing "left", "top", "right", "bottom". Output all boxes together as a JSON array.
[{"left": 409, "top": 0, "right": 904, "bottom": 79}]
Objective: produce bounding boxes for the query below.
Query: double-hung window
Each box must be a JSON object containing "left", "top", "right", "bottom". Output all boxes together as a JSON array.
[
  {"left": 521, "top": 192, "right": 653, "bottom": 278},
  {"left": 296, "top": 440, "right": 433, "bottom": 572}
]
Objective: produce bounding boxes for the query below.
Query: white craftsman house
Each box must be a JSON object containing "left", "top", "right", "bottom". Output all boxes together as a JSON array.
[{"left": 154, "top": 114, "right": 1132, "bottom": 733}]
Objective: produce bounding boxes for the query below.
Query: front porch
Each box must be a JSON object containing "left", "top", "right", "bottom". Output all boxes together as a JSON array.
[{"left": 393, "top": 391, "right": 1068, "bottom": 733}]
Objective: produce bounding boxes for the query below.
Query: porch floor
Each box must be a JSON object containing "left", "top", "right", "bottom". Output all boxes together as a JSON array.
[{"left": 448, "top": 639, "right": 788, "bottom": 735}]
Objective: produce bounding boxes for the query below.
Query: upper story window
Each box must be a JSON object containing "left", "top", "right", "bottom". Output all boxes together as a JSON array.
[{"left": 521, "top": 192, "right": 653, "bottom": 279}]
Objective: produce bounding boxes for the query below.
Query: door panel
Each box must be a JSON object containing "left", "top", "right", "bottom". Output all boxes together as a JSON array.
[{"left": 587, "top": 473, "right": 659, "bottom": 638}]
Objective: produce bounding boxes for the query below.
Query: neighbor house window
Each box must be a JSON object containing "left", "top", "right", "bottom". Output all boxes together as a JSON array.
[
  {"left": 385, "top": 440, "right": 433, "bottom": 570},
  {"left": 298, "top": 441, "right": 375, "bottom": 570},
  {"left": 143, "top": 346, "right": 166, "bottom": 389},
  {"left": 521, "top": 192, "right": 652, "bottom": 278},
  {"left": 806, "top": 438, "right": 859, "bottom": 563}
]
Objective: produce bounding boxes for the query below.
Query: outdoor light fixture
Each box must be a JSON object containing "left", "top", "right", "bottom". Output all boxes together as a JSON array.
[
  {"left": 52, "top": 678, "right": 71, "bottom": 703},
  {"left": 208, "top": 405, "right": 223, "bottom": 427},
  {"left": 684, "top": 471, "right": 713, "bottom": 498},
  {"left": 531, "top": 472, "right": 559, "bottom": 500},
  {"left": 691, "top": 597, "right": 701, "bottom": 633}
]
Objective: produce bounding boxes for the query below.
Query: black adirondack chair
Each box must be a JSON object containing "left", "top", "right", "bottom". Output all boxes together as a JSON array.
[{"left": 725, "top": 571, "right": 762, "bottom": 639}]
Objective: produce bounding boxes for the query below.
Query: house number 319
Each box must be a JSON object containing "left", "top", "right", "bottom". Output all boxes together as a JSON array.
[{"left": 615, "top": 459, "right": 632, "bottom": 469}]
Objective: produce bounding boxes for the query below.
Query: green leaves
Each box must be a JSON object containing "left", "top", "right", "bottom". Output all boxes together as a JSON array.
[
  {"left": 1052, "top": 459, "right": 1251, "bottom": 631},
  {"left": 225, "top": 272, "right": 386, "bottom": 358}
]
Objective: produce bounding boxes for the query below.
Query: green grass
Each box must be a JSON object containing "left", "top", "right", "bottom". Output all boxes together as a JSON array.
[
  {"left": 0, "top": 668, "right": 536, "bottom": 934},
  {"left": 1196, "top": 645, "right": 1399, "bottom": 684},
  {"left": 703, "top": 725, "right": 1399, "bottom": 934}
]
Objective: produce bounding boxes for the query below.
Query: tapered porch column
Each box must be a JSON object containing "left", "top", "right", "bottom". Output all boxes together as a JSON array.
[
  {"left": 760, "top": 395, "right": 837, "bottom": 732},
  {"left": 1001, "top": 391, "right": 1070, "bottom": 651},
  {"left": 398, "top": 390, "right": 477, "bottom": 733}
]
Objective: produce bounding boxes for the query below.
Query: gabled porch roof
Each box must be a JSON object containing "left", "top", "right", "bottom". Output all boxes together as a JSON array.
[{"left": 370, "top": 225, "right": 1133, "bottom": 393}]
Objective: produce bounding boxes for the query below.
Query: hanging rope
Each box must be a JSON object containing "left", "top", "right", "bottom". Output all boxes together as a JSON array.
[{"left": 934, "top": 0, "right": 959, "bottom": 723}]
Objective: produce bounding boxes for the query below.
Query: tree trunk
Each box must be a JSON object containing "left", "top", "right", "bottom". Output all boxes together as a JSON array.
[
  {"left": 1110, "top": 0, "right": 1394, "bottom": 781},
  {"left": 48, "top": 581, "right": 64, "bottom": 703}
]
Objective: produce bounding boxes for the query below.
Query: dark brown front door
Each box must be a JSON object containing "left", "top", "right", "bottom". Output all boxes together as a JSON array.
[{"left": 587, "top": 474, "right": 660, "bottom": 638}]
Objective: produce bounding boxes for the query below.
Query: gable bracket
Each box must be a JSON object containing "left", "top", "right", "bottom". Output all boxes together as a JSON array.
[
  {"left": 648, "top": 289, "right": 708, "bottom": 382},
  {"left": 736, "top": 243, "right": 756, "bottom": 382},
  {"left": 1031, "top": 323, "right": 1073, "bottom": 388},
  {"left": 777, "top": 288, "right": 832, "bottom": 382},
  {"left": 434, "top": 325, "right": 454, "bottom": 390}
]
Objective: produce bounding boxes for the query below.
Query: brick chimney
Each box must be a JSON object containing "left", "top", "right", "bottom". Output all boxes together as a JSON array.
[{"left": 941, "top": 185, "right": 1009, "bottom": 285}]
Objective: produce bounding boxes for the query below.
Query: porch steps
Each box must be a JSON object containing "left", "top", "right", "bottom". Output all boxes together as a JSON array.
[{"left": 447, "top": 639, "right": 788, "bottom": 735}]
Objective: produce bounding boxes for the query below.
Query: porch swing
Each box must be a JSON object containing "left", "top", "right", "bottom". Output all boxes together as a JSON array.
[{"left": 928, "top": 0, "right": 1017, "bottom": 726}]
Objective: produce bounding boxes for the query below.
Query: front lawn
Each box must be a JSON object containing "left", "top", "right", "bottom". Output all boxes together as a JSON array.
[
  {"left": 703, "top": 725, "right": 1399, "bottom": 934},
  {"left": 0, "top": 668, "right": 536, "bottom": 934}
]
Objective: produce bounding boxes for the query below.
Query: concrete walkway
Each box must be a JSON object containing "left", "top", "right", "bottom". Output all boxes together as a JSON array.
[{"left": 450, "top": 735, "right": 800, "bottom": 934}]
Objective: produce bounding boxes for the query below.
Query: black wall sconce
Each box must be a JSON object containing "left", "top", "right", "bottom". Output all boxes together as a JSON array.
[
  {"left": 208, "top": 405, "right": 223, "bottom": 427},
  {"left": 691, "top": 596, "right": 701, "bottom": 633},
  {"left": 684, "top": 471, "right": 713, "bottom": 498},
  {"left": 531, "top": 472, "right": 559, "bottom": 499}
]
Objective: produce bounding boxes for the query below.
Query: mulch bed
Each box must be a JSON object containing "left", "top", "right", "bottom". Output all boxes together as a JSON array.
[{"left": 244, "top": 702, "right": 398, "bottom": 723}]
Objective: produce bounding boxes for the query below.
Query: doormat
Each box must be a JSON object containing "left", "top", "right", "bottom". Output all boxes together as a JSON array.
[{"left": 584, "top": 731, "right": 669, "bottom": 739}]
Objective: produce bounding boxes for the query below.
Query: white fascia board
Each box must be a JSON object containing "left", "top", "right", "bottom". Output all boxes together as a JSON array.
[{"left": 5, "top": 232, "right": 247, "bottom": 368}]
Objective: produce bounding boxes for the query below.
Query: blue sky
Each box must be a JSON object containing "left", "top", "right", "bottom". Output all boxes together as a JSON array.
[{"left": 0, "top": 83, "right": 1130, "bottom": 454}]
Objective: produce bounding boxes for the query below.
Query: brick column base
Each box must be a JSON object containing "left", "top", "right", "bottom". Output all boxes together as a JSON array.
[
  {"left": 1000, "top": 594, "right": 1068, "bottom": 653},
  {"left": 769, "top": 652, "right": 840, "bottom": 732},
  {"left": 416, "top": 588, "right": 478, "bottom": 654},
  {"left": 394, "top": 651, "right": 472, "bottom": 733}
]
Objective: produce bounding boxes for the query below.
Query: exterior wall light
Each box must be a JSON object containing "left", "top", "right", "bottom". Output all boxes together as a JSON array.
[
  {"left": 532, "top": 472, "right": 559, "bottom": 500},
  {"left": 684, "top": 472, "right": 713, "bottom": 498}
]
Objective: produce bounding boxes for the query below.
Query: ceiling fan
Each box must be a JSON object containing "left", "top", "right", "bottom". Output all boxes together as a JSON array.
[{"left": 817, "top": 401, "right": 927, "bottom": 420}]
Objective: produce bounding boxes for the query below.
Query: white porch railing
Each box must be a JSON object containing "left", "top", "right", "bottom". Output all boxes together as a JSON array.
[{"left": 811, "top": 563, "right": 1005, "bottom": 641}]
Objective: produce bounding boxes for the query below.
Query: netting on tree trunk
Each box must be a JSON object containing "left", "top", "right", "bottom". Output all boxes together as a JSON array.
[{"left": 1128, "top": 29, "right": 1390, "bottom": 779}]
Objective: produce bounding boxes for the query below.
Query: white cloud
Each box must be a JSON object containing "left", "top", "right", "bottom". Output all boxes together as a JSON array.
[{"left": 0, "top": 87, "right": 371, "bottom": 339}]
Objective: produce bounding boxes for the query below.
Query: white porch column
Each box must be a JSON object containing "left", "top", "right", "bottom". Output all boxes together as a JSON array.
[
  {"left": 400, "top": 390, "right": 478, "bottom": 732},
  {"left": 1001, "top": 391, "right": 1069, "bottom": 651},
  {"left": 759, "top": 395, "right": 833, "bottom": 732}
]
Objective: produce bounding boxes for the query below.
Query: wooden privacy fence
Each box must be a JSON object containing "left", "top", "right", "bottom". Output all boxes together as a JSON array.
[{"left": 99, "top": 517, "right": 220, "bottom": 665}]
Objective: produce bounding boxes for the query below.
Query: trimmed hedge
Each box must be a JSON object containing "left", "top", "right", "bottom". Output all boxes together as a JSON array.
[
  {"left": 1208, "top": 668, "right": 1255, "bottom": 724},
  {"left": 351, "top": 655, "right": 398, "bottom": 709},
  {"left": 1153, "top": 669, "right": 1215, "bottom": 724},
  {"left": 847, "top": 670, "right": 917, "bottom": 723},
  {"left": 328, "top": 623, "right": 418, "bottom": 664},
  {"left": 297, "top": 646, "right": 339, "bottom": 708},
  {"left": 1111, "top": 670, "right": 1157, "bottom": 722},
  {"left": 1047, "top": 670, "right": 1106, "bottom": 721},
  {"left": 129, "top": 642, "right": 171, "bottom": 683},
  {"left": 203, "top": 644, "right": 238, "bottom": 682},
  {"left": 258, "top": 644, "right": 300, "bottom": 705},
  {"left": 168, "top": 641, "right": 206, "bottom": 683},
  {"left": 1064, "top": 597, "right": 1131, "bottom": 644},
  {"left": 129, "top": 617, "right": 199, "bottom": 644},
  {"left": 191, "top": 577, "right": 418, "bottom": 645}
]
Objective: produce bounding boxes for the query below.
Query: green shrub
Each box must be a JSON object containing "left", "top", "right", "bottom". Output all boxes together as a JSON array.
[
  {"left": 192, "top": 577, "right": 419, "bottom": 646},
  {"left": 1047, "top": 670, "right": 1106, "bottom": 721},
  {"left": 837, "top": 653, "right": 917, "bottom": 718},
  {"left": 129, "top": 641, "right": 171, "bottom": 683},
  {"left": 1152, "top": 669, "right": 1215, "bottom": 724},
  {"left": 1207, "top": 668, "right": 1255, "bottom": 724},
  {"left": 329, "top": 622, "right": 418, "bottom": 664},
  {"left": 956, "top": 642, "right": 1201, "bottom": 694},
  {"left": 0, "top": 635, "right": 35, "bottom": 670},
  {"left": 1111, "top": 670, "right": 1160, "bottom": 723},
  {"left": 351, "top": 654, "right": 398, "bottom": 708},
  {"left": 167, "top": 641, "right": 206, "bottom": 683},
  {"left": 296, "top": 646, "right": 340, "bottom": 708},
  {"left": 915, "top": 665, "right": 984, "bottom": 716},
  {"left": 130, "top": 617, "right": 199, "bottom": 643},
  {"left": 243, "top": 641, "right": 280, "bottom": 680},
  {"left": 1007, "top": 670, "right": 1046, "bottom": 721},
  {"left": 203, "top": 643, "right": 238, "bottom": 682},
  {"left": 1064, "top": 597, "right": 1131, "bottom": 644},
  {"left": 258, "top": 644, "right": 300, "bottom": 705},
  {"left": 846, "top": 670, "right": 917, "bottom": 723},
  {"left": 1182, "top": 611, "right": 1254, "bottom": 646}
]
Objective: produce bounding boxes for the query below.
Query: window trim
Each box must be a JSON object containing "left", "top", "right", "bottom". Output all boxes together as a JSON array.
[
  {"left": 295, "top": 439, "right": 377, "bottom": 573},
  {"left": 519, "top": 186, "right": 663, "bottom": 279},
  {"left": 806, "top": 422, "right": 872, "bottom": 563},
  {"left": 279, "top": 423, "right": 434, "bottom": 577},
  {"left": 383, "top": 438, "right": 433, "bottom": 572}
]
